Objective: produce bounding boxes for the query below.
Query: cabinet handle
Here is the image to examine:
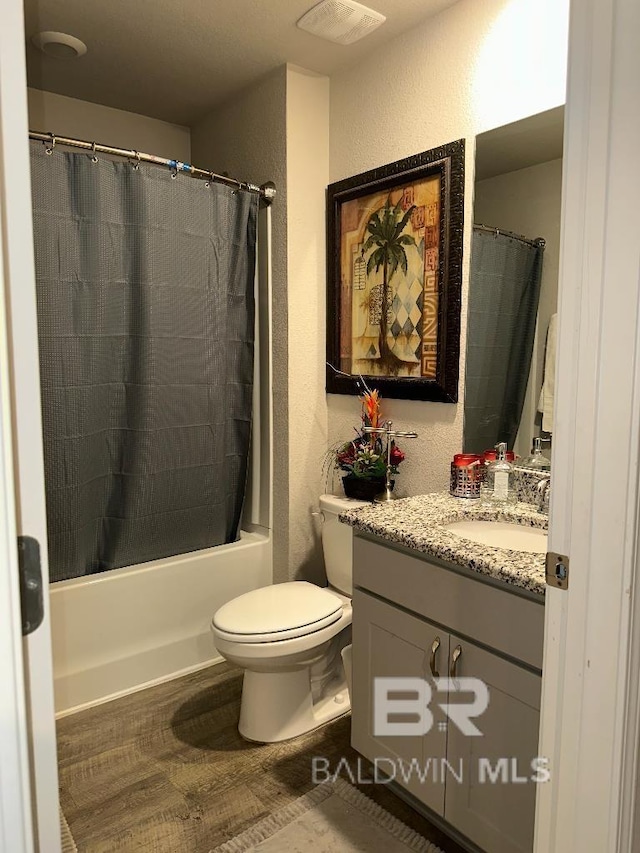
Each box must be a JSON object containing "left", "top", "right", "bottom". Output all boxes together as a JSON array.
[
  {"left": 450, "top": 644, "right": 463, "bottom": 681},
  {"left": 429, "top": 636, "right": 441, "bottom": 678}
]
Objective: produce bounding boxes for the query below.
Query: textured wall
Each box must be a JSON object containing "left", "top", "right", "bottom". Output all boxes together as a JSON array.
[
  {"left": 285, "top": 67, "right": 330, "bottom": 584},
  {"left": 474, "top": 158, "right": 563, "bottom": 456},
  {"left": 327, "top": 0, "right": 569, "bottom": 498},
  {"left": 191, "top": 68, "right": 288, "bottom": 579},
  {"left": 27, "top": 88, "right": 190, "bottom": 161}
]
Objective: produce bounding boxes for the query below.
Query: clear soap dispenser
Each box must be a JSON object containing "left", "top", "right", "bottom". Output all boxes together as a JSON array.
[
  {"left": 521, "top": 437, "right": 551, "bottom": 471},
  {"left": 482, "top": 442, "right": 517, "bottom": 505}
]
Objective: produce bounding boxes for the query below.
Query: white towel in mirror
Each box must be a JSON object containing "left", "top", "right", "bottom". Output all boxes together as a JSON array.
[{"left": 538, "top": 313, "right": 557, "bottom": 433}]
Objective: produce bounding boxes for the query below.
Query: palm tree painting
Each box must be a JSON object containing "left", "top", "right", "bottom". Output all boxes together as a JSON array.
[
  {"left": 361, "top": 195, "right": 418, "bottom": 373},
  {"left": 339, "top": 174, "right": 441, "bottom": 379}
]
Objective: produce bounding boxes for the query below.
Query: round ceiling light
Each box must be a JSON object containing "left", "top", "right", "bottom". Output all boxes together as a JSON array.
[{"left": 31, "top": 31, "right": 87, "bottom": 59}]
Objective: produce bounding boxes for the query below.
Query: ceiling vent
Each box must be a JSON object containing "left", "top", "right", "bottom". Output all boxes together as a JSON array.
[{"left": 296, "top": 0, "right": 386, "bottom": 45}]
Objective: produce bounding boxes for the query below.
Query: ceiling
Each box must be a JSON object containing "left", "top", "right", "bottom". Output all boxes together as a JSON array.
[
  {"left": 475, "top": 107, "right": 565, "bottom": 181},
  {"left": 24, "top": 0, "right": 458, "bottom": 126}
]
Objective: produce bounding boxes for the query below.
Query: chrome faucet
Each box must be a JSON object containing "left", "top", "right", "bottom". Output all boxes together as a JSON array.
[{"left": 536, "top": 475, "right": 551, "bottom": 514}]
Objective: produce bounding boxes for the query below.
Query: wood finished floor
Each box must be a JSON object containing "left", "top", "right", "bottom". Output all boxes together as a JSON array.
[{"left": 57, "top": 662, "right": 467, "bottom": 853}]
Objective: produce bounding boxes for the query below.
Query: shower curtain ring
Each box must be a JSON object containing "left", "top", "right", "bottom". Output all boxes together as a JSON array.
[
  {"left": 91, "top": 142, "right": 98, "bottom": 163},
  {"left": 205, "top": 171, "right": 213, "bottom": 188},
  {"left": 132, "top": 151, "right": 141, "bottom": 171},
  {"left": 44, "top": 133, "right": 56, "bottom": 155}
]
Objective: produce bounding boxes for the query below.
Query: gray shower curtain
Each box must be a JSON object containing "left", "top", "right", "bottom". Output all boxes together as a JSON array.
[
  {"left": 30, "top": 142, "right": 258, "bottom": 582},
  {"left": 463, "top": 228, "right": 544, "bottom": 454}
]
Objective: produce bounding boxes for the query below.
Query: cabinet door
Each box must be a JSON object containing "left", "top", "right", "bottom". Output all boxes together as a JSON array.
[
  {"left": 351, "top": 589, "right": 449, "bottom": 814},
  {"left": 444, "top": 635, "right": 542, "bottom": 853}
]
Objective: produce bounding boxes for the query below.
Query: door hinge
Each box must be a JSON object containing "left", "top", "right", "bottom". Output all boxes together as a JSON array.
[
  {"left": 546, "top": 551, "right": 569, "bottom": 590},
  {"left": 18, "top": 536, "right": 44, "bottom": 636}
]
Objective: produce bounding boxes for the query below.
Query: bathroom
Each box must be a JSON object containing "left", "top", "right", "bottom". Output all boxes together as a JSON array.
[{"left": 1, "top": 0, "right": 639, "bottom": 851}]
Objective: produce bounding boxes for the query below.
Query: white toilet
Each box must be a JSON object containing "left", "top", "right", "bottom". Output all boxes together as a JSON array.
[{"left": 211, "top": 494, "right": 366, "bottom": 743}]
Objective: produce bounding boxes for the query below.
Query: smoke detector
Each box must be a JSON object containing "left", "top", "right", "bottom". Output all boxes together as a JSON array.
[
  {"left": 31, "top": 31, "right": 87, "bottom": 59},
  {"left": 297, "top": 0, "right": 386, "bottom": 45}
]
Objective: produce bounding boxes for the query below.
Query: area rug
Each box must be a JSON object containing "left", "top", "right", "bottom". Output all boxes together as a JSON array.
[
  {"left": 61, "top": 809, "right": 78, "bottom": 853},
  {"left": 210, "top": 778, "right": 445, "bottom": 853}
]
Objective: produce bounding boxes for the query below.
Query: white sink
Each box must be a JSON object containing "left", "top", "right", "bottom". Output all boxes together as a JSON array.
[{"left": 444, "top": 520, "right": 547, "bottom": 554}]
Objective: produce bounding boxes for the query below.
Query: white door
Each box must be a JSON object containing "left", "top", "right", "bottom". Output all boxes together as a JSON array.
[
  {"left": 0, "top": 1, "right": 61, "bottom": 852},
  {"left": 535, "top": 0, "right": 640, "bottom": 850}
]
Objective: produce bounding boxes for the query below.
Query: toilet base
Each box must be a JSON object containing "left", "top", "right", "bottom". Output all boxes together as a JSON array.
[{"left": 238, "top": 667, "right": 350, "bottom": 743}]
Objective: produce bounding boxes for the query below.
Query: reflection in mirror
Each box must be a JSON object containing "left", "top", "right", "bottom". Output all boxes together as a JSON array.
[{"left": 463, "top": 107, "right": 564, "bottom": 462}]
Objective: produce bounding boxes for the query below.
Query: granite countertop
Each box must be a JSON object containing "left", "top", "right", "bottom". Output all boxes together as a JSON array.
[{"left": 339, "top": 492, "right": 547, "bottom": 597}]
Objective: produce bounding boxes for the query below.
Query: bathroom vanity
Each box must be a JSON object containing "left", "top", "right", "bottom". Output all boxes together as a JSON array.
[{"left": 340, "top": 494, "right": 546, "bottom": 853}]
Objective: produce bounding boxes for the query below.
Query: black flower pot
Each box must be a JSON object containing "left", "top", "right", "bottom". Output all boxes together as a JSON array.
[{"left": 342, "top": 475, "right": 394, "bottom": 501}]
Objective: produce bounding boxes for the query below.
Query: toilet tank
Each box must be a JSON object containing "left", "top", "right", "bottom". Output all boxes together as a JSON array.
[{"left": 319, "top": 494, "right": 368, "bottom": 596}]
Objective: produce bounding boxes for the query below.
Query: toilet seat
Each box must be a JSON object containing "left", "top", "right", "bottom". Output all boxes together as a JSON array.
[{"left": 212, "top": 581, "right": 344, "bottom": 643}]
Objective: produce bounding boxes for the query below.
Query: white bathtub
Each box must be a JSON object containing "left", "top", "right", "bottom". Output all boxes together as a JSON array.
[{"left": 49, "top": 530, "right": 272, "bottom": 715}]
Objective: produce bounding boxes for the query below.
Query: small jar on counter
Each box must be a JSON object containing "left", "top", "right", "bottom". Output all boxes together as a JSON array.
[
  {"left": 450, "top": 453, "right": 483, "bottom": 499},
  {"left": 480, "top": 449, "right": 516, "bottom": 483},
  {"left": 481, "top": 442, "right": 518, "bottom": 505},
  {"left": 480, "top": 446, "right": 517, "bottom": 504}
]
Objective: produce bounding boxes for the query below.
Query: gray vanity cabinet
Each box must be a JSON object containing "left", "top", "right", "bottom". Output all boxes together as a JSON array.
[
  {"left": 351, "top": 589, "right": 449, "bottom": 814},
  {"left": 443, "top": 634, "right": 541, "bottom": 852},
  {"left": 351, "top": 533, "right": 544, "bottom": 853}
]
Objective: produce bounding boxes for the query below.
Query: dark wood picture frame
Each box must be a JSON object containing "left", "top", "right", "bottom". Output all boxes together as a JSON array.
[{"left": 326, "top": 139, "right": 464, "bottom": 402}]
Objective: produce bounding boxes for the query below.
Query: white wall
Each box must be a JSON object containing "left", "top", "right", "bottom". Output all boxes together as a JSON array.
[
  {"left": 27, "top": 88, "right": 190, "bottom": 161},
  {"left": 285, "top": 67, "right": 330, "bottom": 584},
  {"left": 474, "top": 158, "right": 562, "bottom": 456},
  {"left": 327, "top": 0, "right": 569, "bottom": 498}
]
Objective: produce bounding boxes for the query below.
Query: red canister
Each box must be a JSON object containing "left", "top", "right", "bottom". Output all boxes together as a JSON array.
[{"left": 450, "top": 453, "right": 483, "bottom": 498}]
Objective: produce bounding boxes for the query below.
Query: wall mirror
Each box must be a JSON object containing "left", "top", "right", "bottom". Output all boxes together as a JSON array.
[{"left": 463, "top": 106, "right": 564, "bottom": 461}]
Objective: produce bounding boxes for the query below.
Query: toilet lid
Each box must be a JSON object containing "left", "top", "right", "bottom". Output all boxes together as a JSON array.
[{"left": 212, "top": 582, "right": 343, "bottom": 642}]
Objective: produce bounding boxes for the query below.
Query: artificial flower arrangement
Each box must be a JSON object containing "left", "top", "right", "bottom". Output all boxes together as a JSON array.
[{"left": 332, "top": 387, "right": 405, "bottom": 500}]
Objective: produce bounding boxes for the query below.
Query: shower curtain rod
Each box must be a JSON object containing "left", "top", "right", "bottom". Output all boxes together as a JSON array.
[
  {"left": 474, "top": 223, "right": 545, "bottom": 249},
  {"left": 29, "top": 130, "right": 276, "bottom": 204}
]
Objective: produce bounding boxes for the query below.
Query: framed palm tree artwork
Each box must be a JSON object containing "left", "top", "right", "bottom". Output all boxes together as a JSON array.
[{"left": 326, "top": 140, "right": 464, "bottom": 402}]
